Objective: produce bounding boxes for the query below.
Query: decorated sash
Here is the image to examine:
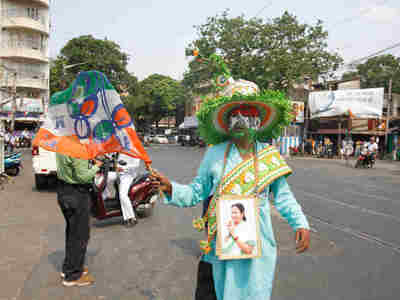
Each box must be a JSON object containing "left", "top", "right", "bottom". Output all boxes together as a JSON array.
[{"left": 193, "top": 145, "right": 292, "bottom": 254}]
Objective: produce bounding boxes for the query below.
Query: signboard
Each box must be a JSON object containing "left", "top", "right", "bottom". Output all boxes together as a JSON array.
[
  {"left": 309, "top": 88, "right": 384, "bottom": 119},
  {"left": 290, "top": 101, "right": 304, "bottom": 123}
]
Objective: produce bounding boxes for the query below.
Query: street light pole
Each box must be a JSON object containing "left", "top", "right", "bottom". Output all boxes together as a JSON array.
[{"left": 303, "top": 76, "right": 311, "bottom": 153}]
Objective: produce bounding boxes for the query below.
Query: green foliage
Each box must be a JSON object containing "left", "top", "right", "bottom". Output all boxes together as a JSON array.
[
  {"left": 123, "top": 74, "right": 187, "bottom": 129},
  {"left": 183, "top": 10, "right": 342, "bottom": 92},
  {"left": 50, "top": 35, "right": 138, "bottom": 96},
  {"left": 342, "top": 54, "right": 400, "bottom": 94}
]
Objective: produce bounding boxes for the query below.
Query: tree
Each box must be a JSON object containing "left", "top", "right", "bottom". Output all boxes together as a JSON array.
[
  {"left": 50, "top": 35, "right": 138, "bottom": 96},
  {"left": 342, "top": 54, "right": 400, "bottom": 94},
  {"left": 124, "top": 74, "right": 186, "bottom": 130},
  {"left": 183, "top": 11, "right": 342, "bottom": 92}
]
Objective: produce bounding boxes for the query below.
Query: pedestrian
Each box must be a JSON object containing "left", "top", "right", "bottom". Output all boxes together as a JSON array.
[
  {"left": 56, "top": 153, "right": 103, "bottom": 286},
  {"left": 150, "top": 53, "right": 310, "bottom": 300},
  {"left": 311, "top": 137, "right": 316, "bottom": 155},
  {"left": 9, "top": 132, "right": 16, "bottom": 152},
  {"left": 355, "top": 140, "right": 361, "bottom": 157}
]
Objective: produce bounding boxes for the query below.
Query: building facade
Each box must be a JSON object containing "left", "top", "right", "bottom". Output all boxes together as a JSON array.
[{"left": 0, "top": 0, "right": 50, "bottom": 129}]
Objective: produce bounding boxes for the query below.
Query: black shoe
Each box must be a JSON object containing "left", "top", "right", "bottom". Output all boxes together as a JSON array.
[{"left": 124, "top": 218, "right": 138, "bottom": 227}]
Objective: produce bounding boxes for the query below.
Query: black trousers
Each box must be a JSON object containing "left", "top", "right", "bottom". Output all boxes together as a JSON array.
[
  {"left": 57, "top": 181, "right": 91, "bottom": 281},
  {"left": 195, "top": 261, "right": 217, "bottom": 300}
]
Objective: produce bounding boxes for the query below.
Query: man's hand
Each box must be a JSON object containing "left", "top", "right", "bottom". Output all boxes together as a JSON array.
[
  {"left": 149, "top": 170, "right": 172, "bottom": 196},
  {"left": 295, "top": 228, "right": 310, "bottom": 253}
]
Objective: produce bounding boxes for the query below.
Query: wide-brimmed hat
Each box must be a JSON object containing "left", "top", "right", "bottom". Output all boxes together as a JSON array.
[{"left": 194, "top": 54, "right": 293, "bottom": 145}]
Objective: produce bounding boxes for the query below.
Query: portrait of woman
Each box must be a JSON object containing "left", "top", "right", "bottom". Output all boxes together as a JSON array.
[{"left": 221, "top": 203, "right": 256, "bottom": 257}]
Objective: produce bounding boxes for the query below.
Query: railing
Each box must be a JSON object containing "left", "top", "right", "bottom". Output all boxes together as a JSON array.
[
  {"left": 0, "top": 74, "right": 48, "bottom": 89},
  {"left": 1, "top": 41, "right": 47, "bottom": 56},
  {"left": 32, "top": 0, "right": 50, "bottom": 7},
  {"left": 0, "top": 47, "right": 49, "bottom": 63},
  {"left": 17, "top": 76, "right": 48, "bottom": 90},
  {"left": 2, "top": 8, "right": 48, "bottom": 26}
]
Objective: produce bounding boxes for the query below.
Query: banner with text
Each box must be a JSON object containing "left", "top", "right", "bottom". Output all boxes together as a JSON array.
[{"left": 308, "top": 88, "right": 384, "bottom": 119}]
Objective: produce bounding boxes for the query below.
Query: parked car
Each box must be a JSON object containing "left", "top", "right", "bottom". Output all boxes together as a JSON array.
[
  {"left": 153, "top": 135, "right": 169, "bottom": 144},
  {"left": 32, "top": 146, "right": 57, "bottom": 190},
  {"left": 167, "top": 135, "right": 178, "bottom": 144}
]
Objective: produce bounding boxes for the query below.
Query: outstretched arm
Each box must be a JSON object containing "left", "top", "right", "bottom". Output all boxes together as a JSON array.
[
  {"left": 271, "top": 176, "right": 310, "bottom": 253},
  {"left": 149, "top": 147, "right": 215, "bottom": 208}
]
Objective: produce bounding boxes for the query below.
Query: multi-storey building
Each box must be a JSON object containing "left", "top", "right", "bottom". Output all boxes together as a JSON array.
[{"left": 0, "top": 0, "right": 50, "bottom": 131}]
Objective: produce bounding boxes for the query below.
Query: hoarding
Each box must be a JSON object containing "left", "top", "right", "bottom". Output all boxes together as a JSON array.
[{"left": 309, "top": 88, "right": 384, "bottom": 119}]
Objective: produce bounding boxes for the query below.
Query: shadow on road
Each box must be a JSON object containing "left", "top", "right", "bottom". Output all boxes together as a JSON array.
[
  {"left": 169, "top": 238, "right": 202, "bottom": 258},
  {"left": 91, "top": 217, "right": 124, "bottom": 228},
  {"left": 47, "top": 249, "right": 101, "bottom": 273}
]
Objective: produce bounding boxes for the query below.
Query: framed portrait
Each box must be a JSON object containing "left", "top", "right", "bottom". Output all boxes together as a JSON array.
[{"left": 216, "top": 195, "right": 261, "bottom": 260}]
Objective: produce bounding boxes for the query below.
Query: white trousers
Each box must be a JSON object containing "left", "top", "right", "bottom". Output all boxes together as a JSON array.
[
  {"left": 103, "top": 172, "right": 136, "bottom": 221},
  {"left": 119, "top": 173, "right": 136, "bottom": 221}
]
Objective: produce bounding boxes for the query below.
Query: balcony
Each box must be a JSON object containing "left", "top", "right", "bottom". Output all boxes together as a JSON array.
[
  {"left": 17, "top": 77, "right": 48, "bottom": 90},
  {"left": 0, "top": 47, "right": 48, "bottom": 63},
  {"left": 2, "top": 17, "right": 49, "bottom": 35},
  {"left": 2, "top": 9, "right": 49, "bottom": 35},
  {"left": 32, "top": 0, "right": 49, "bottom": 7}
]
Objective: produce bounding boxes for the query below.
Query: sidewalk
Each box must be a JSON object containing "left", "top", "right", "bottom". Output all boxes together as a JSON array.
[{"left": 289, "top": 155, "right": 400, "bottom": 172}]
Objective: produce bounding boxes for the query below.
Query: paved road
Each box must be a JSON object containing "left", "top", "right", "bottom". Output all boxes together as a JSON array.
[{"left": 1, "top": 145, "right": 400, "bottom": 300}]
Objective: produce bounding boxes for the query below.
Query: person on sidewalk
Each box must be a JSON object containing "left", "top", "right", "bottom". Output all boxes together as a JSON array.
[
  {"left": 150, "top": 53, "right": 310, "bottom": 300},
  {"left": 56, "top": 153, "right": 103, "bottom": 287}
]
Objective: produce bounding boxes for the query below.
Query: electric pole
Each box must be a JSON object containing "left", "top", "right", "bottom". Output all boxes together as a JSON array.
[
  {"left": 10, "top": 70, "right": 17, "bottom": 132},
  {"left": 384, "top": 78, "right": 392, "bottom": 155},
  {"left": 0, "top": 65, "right": 18, "bottom": 131}
]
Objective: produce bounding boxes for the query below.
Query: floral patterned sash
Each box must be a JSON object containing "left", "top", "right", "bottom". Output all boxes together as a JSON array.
[{"left": 193, "top": 143, "right": 292, "bottom": 254}]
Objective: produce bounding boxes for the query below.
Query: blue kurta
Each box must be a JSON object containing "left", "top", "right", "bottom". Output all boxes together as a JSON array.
[{"left": 164, "top": 141, "right": 309, "bottom": 300}]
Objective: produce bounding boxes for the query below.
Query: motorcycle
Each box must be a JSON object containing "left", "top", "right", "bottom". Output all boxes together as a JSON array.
[
  {"left": 4, "top": 151, "right": 22, "bottom": 176},
  {"left": 18, "top": 137, "right": 31, "bottom": 148},
  {"left": 90, "top": 155, "right": 158, "bottom": 221},
  {"left": 354, "top": 151, "right": 375, "bottom": 168}
]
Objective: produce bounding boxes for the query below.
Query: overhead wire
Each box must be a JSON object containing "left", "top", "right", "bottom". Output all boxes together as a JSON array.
[
  {"left": 340, "top": 41, "right": 400, "bottom": 68},
  {"left": 330, "top": 0, "right": 389, "bottom": 28},
  {"left": 254, "top": 1, "right": 272, "bottom": 18}
]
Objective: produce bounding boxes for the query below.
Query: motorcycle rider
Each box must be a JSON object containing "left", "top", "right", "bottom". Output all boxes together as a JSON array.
[
  {"left": 102, "top": 153, "right": 141, "bottom": 227},
  {"left": 21, "top": 129, "right": 30, "bottom": 147},
  {"left": 366, "top": 137, "right": 378, "bottom": 165}
]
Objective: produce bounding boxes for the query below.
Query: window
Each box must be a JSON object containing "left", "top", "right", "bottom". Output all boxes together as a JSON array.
[{"left": 26, "top": 8, "right": 39, "bottom": 21}]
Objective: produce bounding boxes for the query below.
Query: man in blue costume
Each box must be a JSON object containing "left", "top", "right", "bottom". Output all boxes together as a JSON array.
[{"left": 151, "top": 53, "right": 310, "bottom": 300}]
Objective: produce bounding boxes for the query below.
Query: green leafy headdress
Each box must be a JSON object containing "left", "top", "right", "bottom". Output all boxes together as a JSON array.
[{"left": 192, "top": 51, "right": 293, "bottom": 145}]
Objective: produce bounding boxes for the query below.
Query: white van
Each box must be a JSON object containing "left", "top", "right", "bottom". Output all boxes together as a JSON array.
[{"left": 32, "top": 146, "right": 57, "bottom": 190}]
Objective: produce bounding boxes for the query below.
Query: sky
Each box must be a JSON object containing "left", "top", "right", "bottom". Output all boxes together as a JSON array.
[{"left": 49, "top": 0, "right": 400, "bottom": 81}]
